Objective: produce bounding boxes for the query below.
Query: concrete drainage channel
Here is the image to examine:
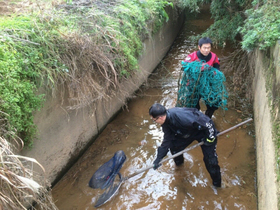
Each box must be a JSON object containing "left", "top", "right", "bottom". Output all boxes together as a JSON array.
[{"left": 20, "top": 5, "right": 280, "bottom": 209}]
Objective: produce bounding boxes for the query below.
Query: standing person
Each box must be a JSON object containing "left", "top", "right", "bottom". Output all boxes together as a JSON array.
[
  {"left": 183, "top": 37, "right": 221, "bottom": 118},
  {"left": 149, "top": 103, "right": 221, "bottom": 187}
]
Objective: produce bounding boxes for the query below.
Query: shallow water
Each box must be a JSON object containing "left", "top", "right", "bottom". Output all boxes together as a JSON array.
[{"left": 52, "top": 8, "right": 257, "bottom": 210}]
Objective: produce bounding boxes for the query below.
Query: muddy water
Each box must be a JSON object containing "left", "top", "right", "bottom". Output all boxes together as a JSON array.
[{"left": 52, "top": 8, "right": 257, "bottom": 210}]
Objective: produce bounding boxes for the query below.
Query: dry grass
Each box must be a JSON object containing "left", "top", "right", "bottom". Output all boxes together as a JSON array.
[
  {"left": 0, "top": 137, "right": 58, "bottom": 209},
  {"left": 0, "top": 0, "right": 54, "bottom": 16},
  {"left": 56, "top": 32, "right": 122, "bottom": 110},
  {"left": 222, "top": 48, "right": 255, "bottom": 117}
]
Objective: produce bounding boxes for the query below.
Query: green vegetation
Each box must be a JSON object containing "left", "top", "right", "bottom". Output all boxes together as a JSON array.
[
  {"left": 0, "top": 15, "right": 69, "bottom": 146},
  {"left": 184, "top": 0, "right": 280, "bottom": 51},
  {"left": 239, "top": 1, "right": 280, "bottom": 51}
]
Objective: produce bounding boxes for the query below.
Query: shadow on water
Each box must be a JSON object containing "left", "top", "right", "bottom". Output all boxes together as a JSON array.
[{"left": 52, "top": 7, "right": 257, "bottom": 210}]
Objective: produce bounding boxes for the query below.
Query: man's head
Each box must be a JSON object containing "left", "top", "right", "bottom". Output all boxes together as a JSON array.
[
  {"left": 198, "top": 37, "right": 212, "bottom": 56},
  {"left": 149, "top": 103, "right": 167, "bottom": 125}
]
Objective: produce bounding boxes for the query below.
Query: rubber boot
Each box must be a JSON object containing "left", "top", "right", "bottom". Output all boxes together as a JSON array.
[{"left": 213, "top": 180, "right": 221, "bottom": 187}]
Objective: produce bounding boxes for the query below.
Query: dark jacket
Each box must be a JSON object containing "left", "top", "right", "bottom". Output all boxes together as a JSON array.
[{"left": 155, "top": 107, "right": 217, "bottom": 163}]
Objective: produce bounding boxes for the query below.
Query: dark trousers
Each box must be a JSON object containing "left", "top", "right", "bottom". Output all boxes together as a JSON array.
[
  {"left": 170, "top": 139, "right": 221, "bottom": 187},
  {"left": 195, "top": 97, "right": 218, "bottom": 118}
]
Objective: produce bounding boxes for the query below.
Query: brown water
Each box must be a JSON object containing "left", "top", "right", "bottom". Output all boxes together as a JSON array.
[{"left": 52, "top": 8, "right": 257, "bottom": 210}]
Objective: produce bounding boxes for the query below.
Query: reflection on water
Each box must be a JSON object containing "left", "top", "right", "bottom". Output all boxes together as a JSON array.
[{"left": 52, "top": 7, "right": 257, "bottom": 210}]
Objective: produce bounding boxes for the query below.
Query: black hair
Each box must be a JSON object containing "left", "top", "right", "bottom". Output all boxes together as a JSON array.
[
  {"left": 149, "top": 103, "right": 166, "bottom": 118},
  {"left": 198, "top": 37, "right": 212, "bottom": 47}
]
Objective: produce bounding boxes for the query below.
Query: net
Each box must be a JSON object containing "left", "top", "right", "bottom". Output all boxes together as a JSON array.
[
  {"left": 94, "top": 177, "right": 123, "bottom": 208},
  {"left": 176, "top": 61, "right": 228, "bottom": 109},
  {"left": 89, "top": 150, "right": 126, "bottom": 190}
]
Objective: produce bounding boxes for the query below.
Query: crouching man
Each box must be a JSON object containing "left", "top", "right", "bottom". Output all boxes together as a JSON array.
[{"left": 149, "top": 103, "right": 221, "bottom": 187}]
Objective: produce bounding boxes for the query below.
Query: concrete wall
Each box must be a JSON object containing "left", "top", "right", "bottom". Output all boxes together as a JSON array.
[
  {"left": 21, "top": 8, "right": 185, "bottom": 185},
  {"left": 253, "top": 41, "right": 280, "bottom": 210}
]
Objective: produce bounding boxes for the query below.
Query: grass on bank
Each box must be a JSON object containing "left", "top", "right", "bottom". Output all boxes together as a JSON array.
[
  {"left": 0, "top": 0, "right": 183, "bottom": 146},
  {"left": 239, "top": 1, "right": 280, "bottom": 51}
]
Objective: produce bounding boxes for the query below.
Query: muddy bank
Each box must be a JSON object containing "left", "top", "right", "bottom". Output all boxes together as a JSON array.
[
  {"left": 20, "top": 8, "right": 185, "bottom": 185},
  {"left": 253, "top": 41, "right": 280, "bottom": 209}
]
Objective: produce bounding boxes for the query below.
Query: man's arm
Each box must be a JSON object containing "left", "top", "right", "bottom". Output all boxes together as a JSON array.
[
  {"left": 191, "top": 111, "right": 217, "bottom": 137},
  {"left": 193, "top": 118, "right": 217, "bottom": 146},
  {"left": 153, "top": 125, "right": 173, "bottom": 168},
  {"left": 184, "top": 51, "right": 196, "bottom": 63},
  {"left": 213, "top": 55, "right": 220, "bottom": 70}
]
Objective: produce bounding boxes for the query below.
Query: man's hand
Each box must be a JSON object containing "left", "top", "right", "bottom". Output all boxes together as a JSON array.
[
  {"left": 153, "top": 161, "right": 162, "bottom": 170},
  {"left": 202, "top": 137, "right": 216, "bottom": 146}
]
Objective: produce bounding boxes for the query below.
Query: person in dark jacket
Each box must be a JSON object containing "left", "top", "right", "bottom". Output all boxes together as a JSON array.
[
  {"left": 183, "top": 37, "right": 221, "bottom": 118},
  {"left": 149, "top": 103, "right": 221, "bottom": 187}
]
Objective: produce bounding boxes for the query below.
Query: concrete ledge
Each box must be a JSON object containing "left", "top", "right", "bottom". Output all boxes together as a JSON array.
[{"left": 253, "top": 42, "right": 280, "bottom": 210}]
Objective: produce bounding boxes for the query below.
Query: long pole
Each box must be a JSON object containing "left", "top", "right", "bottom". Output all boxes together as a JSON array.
[
  {"left": 125, "top": 118, "right": 253, "bottom": 180},
  {"left": 95, "top": 118, "right": 253, "bottom": 208}
]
